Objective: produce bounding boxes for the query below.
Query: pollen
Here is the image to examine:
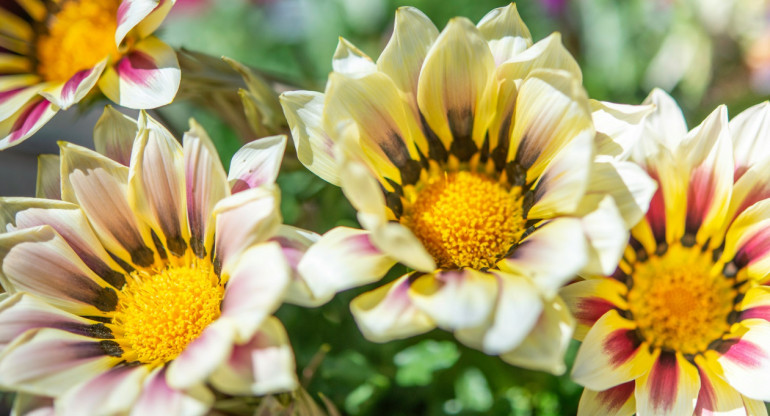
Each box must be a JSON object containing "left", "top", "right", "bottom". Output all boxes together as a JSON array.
[
  {"left": 36, "top": 0, "right": 122, "bottom": 82},
  {"left": 401, "top": 171, "right": 526, "bottom": 270},
  {"left": 111, "top": 260, "right": 224, "bottom": 366},
  {"left": 627, "top": 244, "right": 736, "bottom": 354}
]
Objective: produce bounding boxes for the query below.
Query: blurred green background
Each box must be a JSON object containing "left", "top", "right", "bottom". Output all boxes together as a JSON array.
[{"left": 155, "top": 0, "right": 770, "bottom": 415}]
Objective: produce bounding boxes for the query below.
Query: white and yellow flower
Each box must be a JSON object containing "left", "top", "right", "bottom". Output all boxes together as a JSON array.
[
  {"left": 0, "top": 0, "right": 180, "bottom": 149},
  {"left": 281, "top": 4, "right": 655, "bottom": 373},
  {"left": 563, "top": 90, "right": 770, "bottom": 415},
  {"left": 0, "top": 108, "right": 309, "bottom": 414}
]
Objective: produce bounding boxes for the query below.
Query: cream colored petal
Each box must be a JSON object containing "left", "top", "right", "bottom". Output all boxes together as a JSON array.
[
  {"left": 741, "top": 395, "right": 768, "bottom": 416},
  {"left": 0, "top": 98, "right": 58, "bottom": 151},
  {"left": 183, "top": 119, "right": 229, "bottom": 258},
  {"left": 579, "top": 196, "right": 628, "bottom": 276},
  {"left": 350, "top": 273, "right": 436, "bottom": 342},
  {"left": 635, "top": 353, "right": 699, "bottom": 416},
  {"left": 0, "top": 84, "right": 45, "bottom": 122},
  {"left": 269, "top": 225, "right": 322, "bottom": 307},
  {"left": 129, "top": 367, "right": 212, "bottom": 416},
  {"left": 57, "top": 365, "right": 150, "bottom": 416},
  {"left": 731, "top": 101, "right": 770, "bottom": 177},
  {"left": 691, "top": 357, "right": 747, "bottom": 416},
  {"left": 35, "top": 154, "right": 60, "bottom": 200},
  {"left": 370, "top": 222, "right": 435, "bottom": 272},
  {"left": 507, "top": 69, "right": 593, "bottom": 183},
  {"left": 115, "top": 0, "right": 176, "bottom": 45},
  {"left": 337, "top": 156, "right": 388, "bottom": 231},
  {"left": 377, "top": 6, "right": 438, "bottom": 100},
  {"left": 0, "top": 328, "right": 122, "bottom": 397},
  {"left": 129, "top": 111, "right": 188, "bottom": 257},
  {"left": 721, "top": 198, "right": 770, "bottom": 282},
  {"left": 279, "top": 90, "right": 340, "bottom": 186},
  {"left": 590, "top": 100, "right": 655, "bottom": 160},
  {"left": 714, "top": 321, "right": 770, "bottom": 401},
  {"left": 297, "top": 226, "right": 396, "bottom": 305},
  {"left": 332, "top": 37, "right": 376, "bottom": 78},
  {"left": 59, "top": 142, "right": 156, "bottom": 268},
  {"left": 0, "top": 226, "right": 119, "bottom": 317},
  {"left": 0, "top": 292, "right": 94, "bottom": 349},
  {"left": 500, "top": 296, "right": 575, "bottom": 375},
  {"left": 528, "top": 129, "right": 593, "bottom": 219},
  {"left": 498, "top": 217, "right": 588, "bottom": 298},
  {"left": 477, "top": 3, "right": 532, "bottom": 65},
  {"left": 560, "top": 277, "right": 628, "bottom": 341},
  {"left": 39, "top": 59, "right": 106, "bottom": 110},
  {"left": 213, "top": 186, "right": 282, "bottom": 274},
  {"left": 640, "top": 88, "right": 688, "bottom": 152},
  {"left": 496, "top": 33, "right": 581, "bottom": 82},
  {"left": 408, "top": 269, "right": 498, "bottom": 331},
  {"left": 93, "top": 106, "right": 138, "bottom": 166},
  {"left": 227, "top": 135, "right": 286, "bottom": 192},
  {"left": 166, "top": 321, "right": 234, "bottom": 390},
  {"left": 417, "top": 17, "right": 496, "bottom": 152},
  {"left": 454, "top": 271, "right": 543, "bottom": 355},
  {"left": 209, "top": 317, "right": 298, "bottom": 396}
]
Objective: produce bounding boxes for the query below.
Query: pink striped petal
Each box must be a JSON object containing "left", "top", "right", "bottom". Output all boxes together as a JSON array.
[
  {"left": 577, "top": 382, "right": 636, "bottom": 416},
  {"left": 93, "top": 106, "right": 138, "bottom": 166},
  {"left": 213, "top": 186, "right": 281, "bottom": 273},
  {"left": 716, "top": 321, "right": 770, "bottom": 401},
  {"left": 0, "top": 293, "right": 97, "bottom": 349},
  {"left": 209, "top": 317, "right": 298, "bottom": 396},
  {"left": 297, "top": 226, "right": 396, "bottom": 305},
  {"left": 454, "top": 272, "right": 543, "bottom": 355},
  {"left": 57, "top": 365, "right": 149, "bottom": 416},
  {"left": 129, "top": 111, "right": 188, "bottom": 257},
  {"left": 166, "top": 321, "right": 233, "bottom": 390},
  {"left": 0, "top": 84, "right": 43, "bottom": 121},
  {"left": 39, "top": 60, "right": 106, "bottom": 110},
  {"left": 572, "top": 310, "right": 653, "bottom": 391},
  {"left": 228, "top": 135, "right": 287, "bottom": 193},
  {"left": 183, "top": 119, "right": 229, "bottom": 258},
  {"left": 269, "top": 225, "right": 322, "bottom": 307},
  {"left": 0, "top": 226, "right": 119, "bottom": 317},
  {"left": 35, "top": 154, "right": 60, "bottom": 200},
  {"left": 59, "top": 142, "right": 156, "bottom": 269},
  {"left": 350, "top": 273, "right": 436, "bottom": 342},
  {"left": 99, "top": 36, "right": 180, "bottom": 109},
  {"left": 116, "top": 0, "right": 175, "bottom": 45},
  {"left": 220, "top": 242, "right": 290, "bottom": 342},
  {"left": 635, "top": 352, "right": 700, "bottom": 416},
  {"left": 560, "top": 277, "right": 627, "bottom": 341},
  {"left": 693, "top": 358, "right": 746, "bottom": 416},
  {"left": 0, "top": 98, "right": 57, "bottom": 150},
  {"left": 129, "top": 367, "right": 212, "bottom": 416},
  {"left": 0, "top": 328, "right": 122, "bottom": 396},
  {"left": 722, "top": 199, "right": 770, "bottom": 281}
]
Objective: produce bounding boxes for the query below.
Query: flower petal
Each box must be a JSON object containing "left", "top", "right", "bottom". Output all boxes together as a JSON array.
[
  {"left": 498, "top": 217, "right": 588, "bottom": 298},
  {"left": 93, "top": 106, "right": 138, "bottom": 166},
  {"left": 129, "top": 367, "right": 212, "bottom": 416},
  {"left": 350, "top": 273, "right": 436, "bottom": 342},
  {"left": 560, "top": 278, "right": 628, "bottom": 341},
  {"left": 730, "top": 101, "right": 770, "bottom": 178},
  {"left": 370, "top": 222, "right": 435, "bottom": 273},
  {"left": 590, "top": 100, "right": 654, "bottom": 160},
  {"left": 57, "top": 365, "right": 150, "bottom": 416},
  {"left": 0, "top": 98, "right": 57, "bottom": 150},
  {"left": 11, "top": 393, "right": 54, "bottom": 416},
  {"left": 212, "top": 186, "right": 282, "bottom": 273},
  {"left": 417, "top": 17, "right": 496, "bottom": 152},
  {"left": 297, "top": 226, "right": 396, "bottom": 305},
  {"left": 59, "top": 142, "right": 156, "bottom": 268},
  {"left": 0, "top": 328, "right": 122, "bottom": 396},
  {"left": 0, "top": 226, "right": 119, "bottom": 316},
  {"left": 640, "top": 88, "right": 688, "bottom": 152},
  {"left": 454, "top": 271, "right": 543, "bottom": 355},
  {"left": 116, "top": 0, "right": 175, "bottom": 45},
  {"left": 499, "top": 296, "right": 575, "bottom": 375},
  {"left": 714, "top": 320, "right": 770, "bottom": 401},
  {"left": 166, "top": 321, "right": 234, "bottom": 390},
  {"left": 477, "top": 3, "right": 532, "bottom": 65},
  {"left": 579, "top": 196, "right": 628, "bottom": 276},
  {"left": 220, "top": 242, "right": 290, "bottom": 341},
  {"left": 0, "top": 293, "right": 97, "bottom": 349},
  {"left": 280, "top": 91, "right": 340, "bottom": 185},
  {"left": 635, "top": 352, "right": 700, "bottom": 416},
  {"left": 332, "top": 37, "right": 376, "bottom": 78},
  {"left": 408, "top": 269, "right": 497, "bottom": 331},
  {"left": 497, "top": 33, "right": 581, "bottom": 81},
  {"left": 0, "top": 84, "right": 44, "bottom": 122},
  {"left": 722, "top": 198, "right": 770, "bottom": 282},
  {"left": 571, "top": 310, "right": 653, "bottom": 391},
  {"left": 577, "top": 382, "right": 636, "bottom": 416},
  {"left": 35, "top": 154, "right": 60, "bottom": 200},
  {"left": 209, "top": 316, "right": 298, "bottom": 396},
  {"left": 692, "top": 357, "right": 747, "bottom": 416},
  {"left": 183, "top": 119, "right": 229, "bottom": 258},
  {"left": 228, "top": 135, "right": 287, "bottom": 193},
  {"left": 738, "top": 286, "right": 770, "bottom": 323},
  {"left": 269, "top": 225, "right": 323, "bottom": 307},
  {"left": 39, "top": 60, "right": 107, "bottom": 110},
  {"left": 99, "top": 36, "right": 180, "bottom": 109}
]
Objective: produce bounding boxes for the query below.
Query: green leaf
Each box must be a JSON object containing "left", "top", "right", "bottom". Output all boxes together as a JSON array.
[
  {"left": 454, "top": 367, "right": 493, "bottom": 413},
  {"left": 393, "top": 340, "right": 460, "bottom": 387}
]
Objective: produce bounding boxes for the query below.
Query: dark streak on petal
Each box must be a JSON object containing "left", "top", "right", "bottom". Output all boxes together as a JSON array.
[
  {"left": 92, "top": 287, "right": 118, "bottom": 312},
  {"left": 419, "top": 112, "right": 447, "bottom": 163},
  {"left": 149, "top": 230, "right": 167, "bottom": 261}
]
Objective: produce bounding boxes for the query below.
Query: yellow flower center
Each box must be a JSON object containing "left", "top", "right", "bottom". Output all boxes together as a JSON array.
[
  {"left": 627, "top": 244, "right": 736, "bottom": 354},
  {"left": 401, "top": 171, "right": 526, "bottom": 270},
  {"left": 111, "top": 261, "right": 224, "bottom": 366},
  {"left": 36, "top": 0, "right": 122, "bottom": 82}
]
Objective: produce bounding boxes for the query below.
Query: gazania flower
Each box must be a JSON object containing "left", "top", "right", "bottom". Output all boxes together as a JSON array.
[
  {"left": 281, "top": 4, "right": 654, "bottom": 373},
  {"left": 0, "top": 108, "right": 309, "bottom": 414},
  {"left": 0, "top": 0, "right": 180, "bottom": 149},
  {"left": 563, "top": 90, "right": 770, "bottom": 415}
]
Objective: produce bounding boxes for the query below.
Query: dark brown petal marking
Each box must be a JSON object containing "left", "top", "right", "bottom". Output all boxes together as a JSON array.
[
  {"left": 513, "top": 134, "right": 540, "bottom": 171},
  {"left": 77, "top": 253, "right": 125, "bottom": 289},
  {"left": 98, "top": 340, "right": 124, "bottom": 357},
  {"left": 386, "top": 192, "right": 404, "bottom": 219},
  {"left": 149, "top": 230, "right": 167, "bottom": 261},
  {"left": 447, "top": 108, "right": 477, "bottom": 162},
  {"left": 419, "top": 113, "right": 448, "bottom": 163},
  {"left": 166, "top": 235, "right": 187, "bottom": 258},
  {"left": 56, "top": 322, "right": 114, "bottom": 339},
  {"left": 92, "top": 287, "right": 119, "bottom": 312},
  {"left": 190, "top": 236, "right": 206, "bottom": 259},
  {"left": 491, "top": 117, "right": 513, "bottom": 171},
  {"left": 72, "top": 340, "right": 123, "bottom": 358},
  {"left": 129, "top": 246, "right": 155, "bottom": 268},
  {"left": 504, "top": 161, "right": 527, "bottom": 188}
]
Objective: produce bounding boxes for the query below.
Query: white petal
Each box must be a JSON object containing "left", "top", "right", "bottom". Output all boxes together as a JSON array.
[
  {"left": 228, "top": 135, "right": 287, "bottom": 192},
  {"left": 477, "top": 3, "right": 533, "bottom": 64},
  {"left": 130, "top": 367, "right": 212, "bottom": 416},
  {"left": 409, "top": 269, "right": 498, "bottom": 330},
  {"left": 166, "top": 321, "right": 234, "bottom": 390},
  {"left": 57, "top": 365, "right": 150, "bottom": 416},
  {"left": 93, "top": 106, "right": 138, "bottom": 166}
]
